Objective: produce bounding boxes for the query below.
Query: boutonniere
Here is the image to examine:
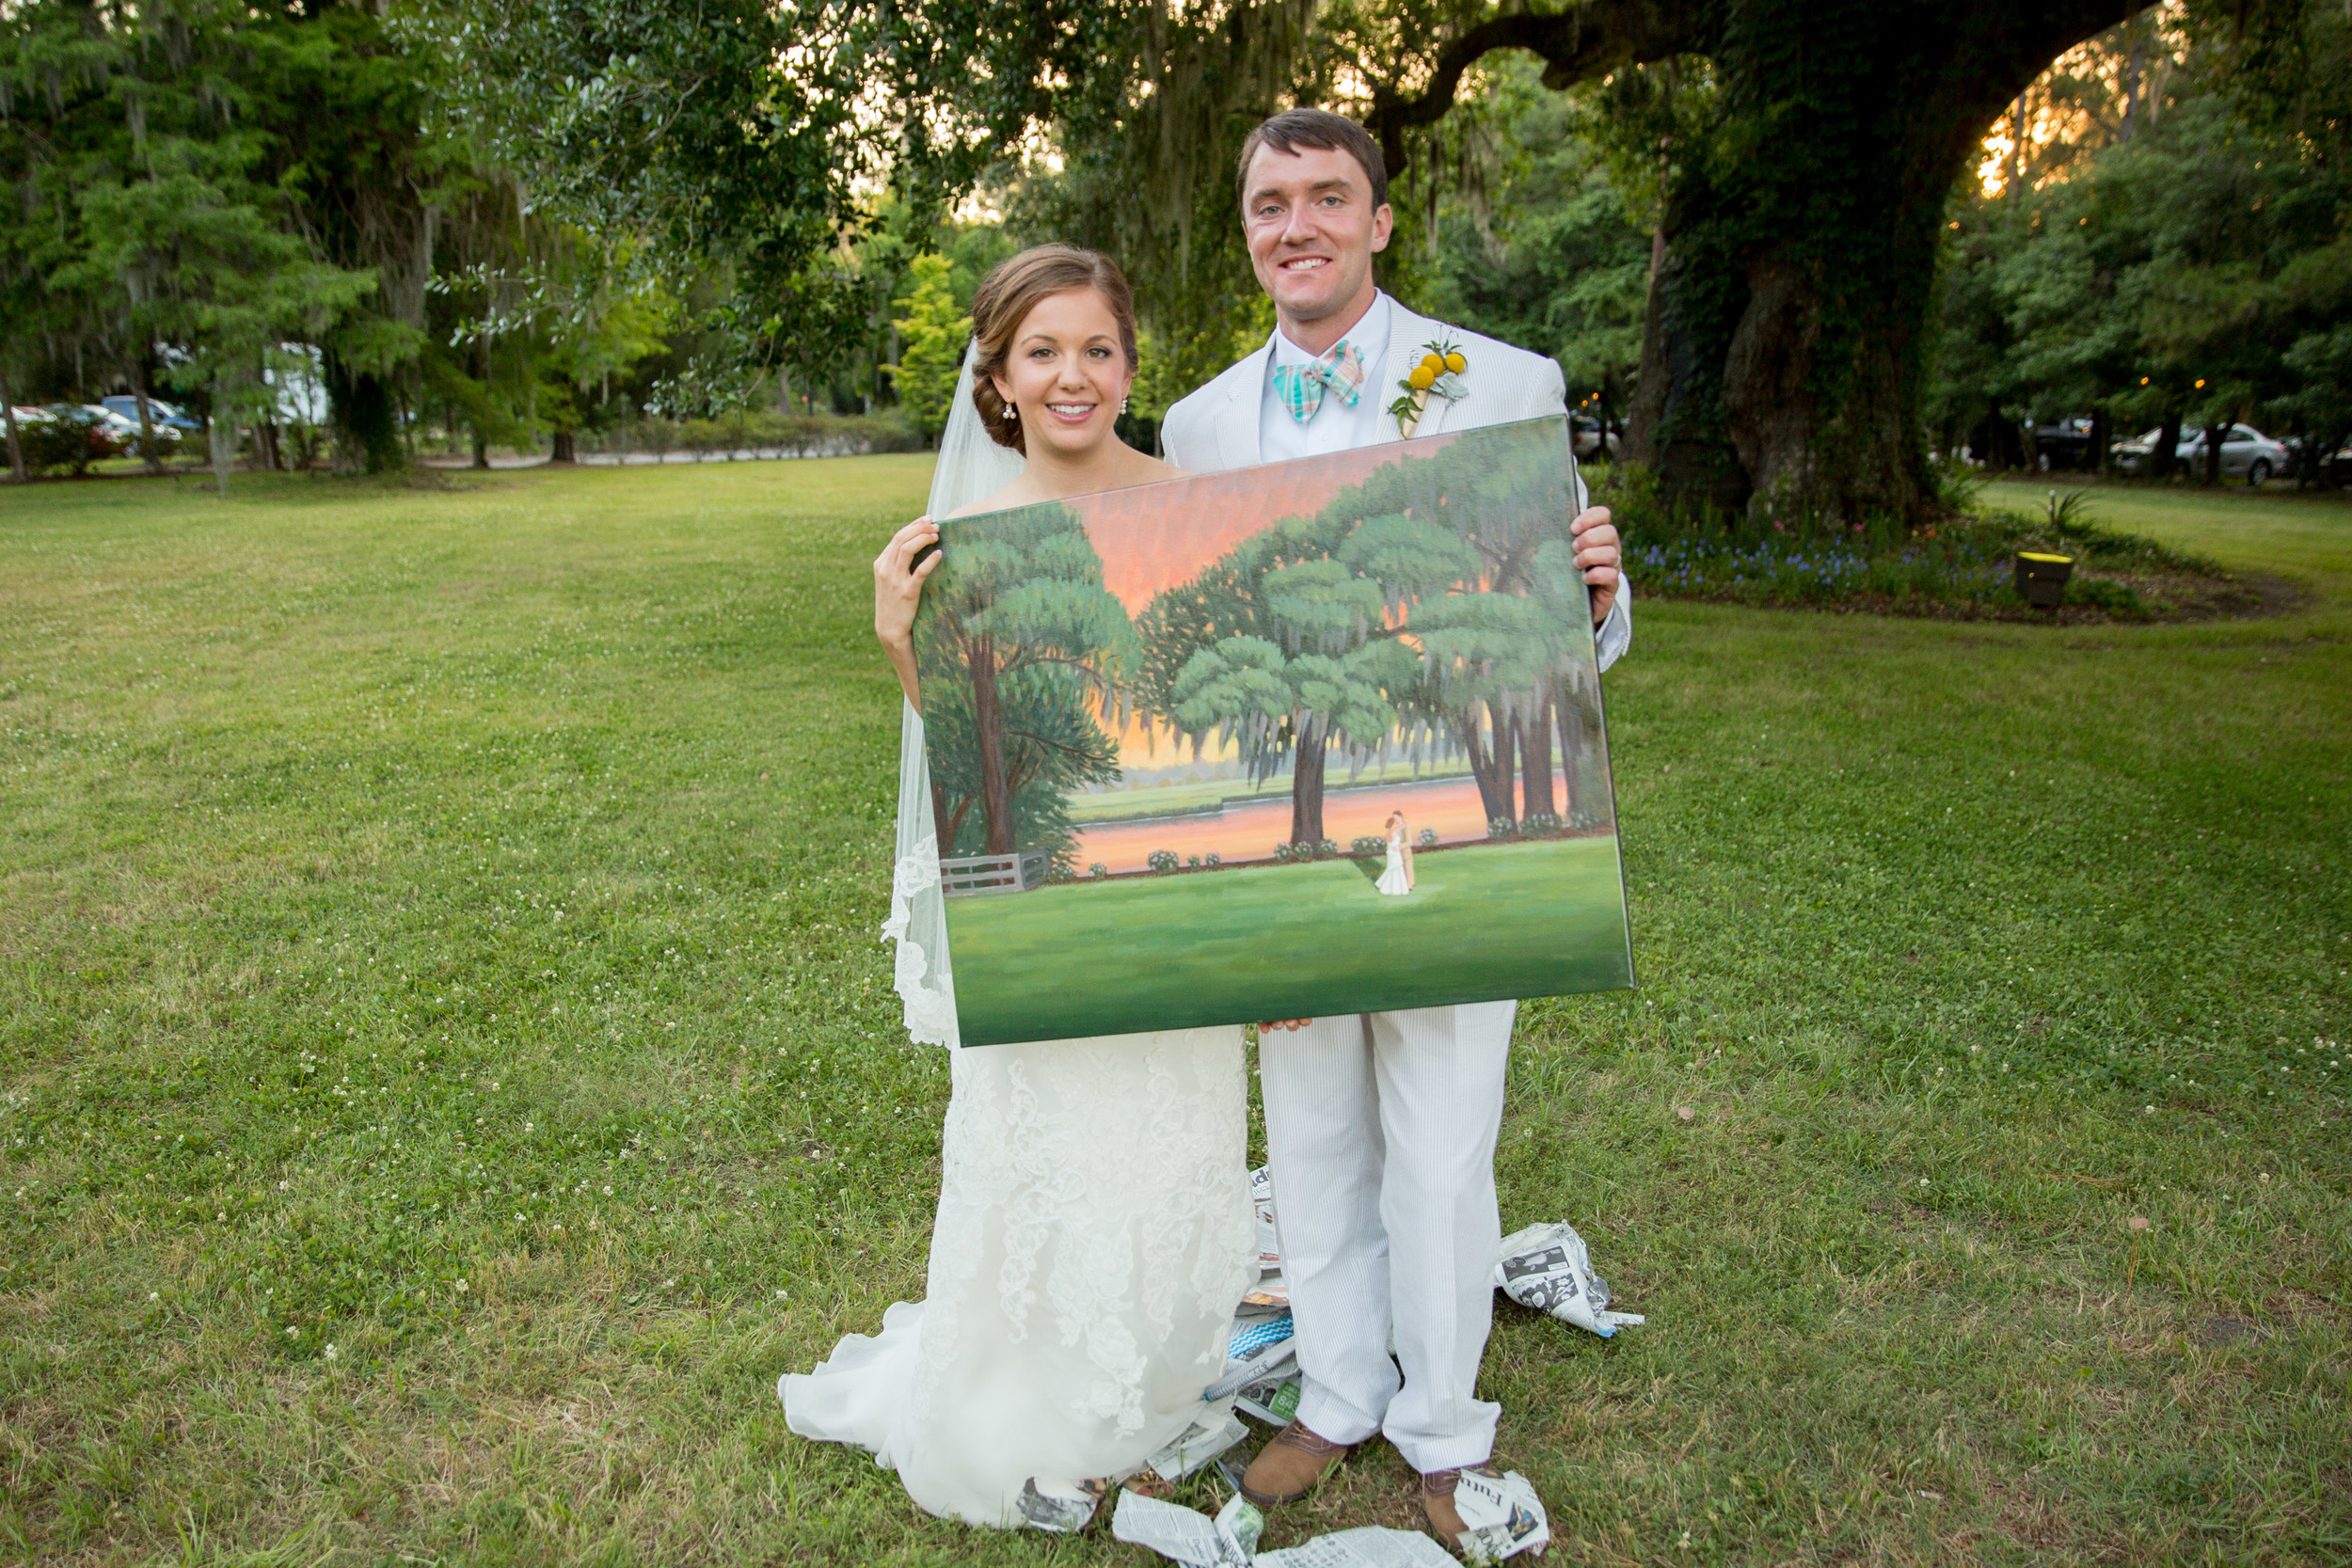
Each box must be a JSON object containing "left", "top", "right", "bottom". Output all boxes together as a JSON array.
[{"left": 1388, "top": 335, "right": 1470, "bottom": 437}]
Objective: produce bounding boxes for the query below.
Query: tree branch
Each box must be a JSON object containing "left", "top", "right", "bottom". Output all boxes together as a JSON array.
[{"left": 1368, "top": 0, "right": 1715, "bottom": 173}]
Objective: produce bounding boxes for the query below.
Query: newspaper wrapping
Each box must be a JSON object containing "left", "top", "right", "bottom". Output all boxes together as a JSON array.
[
  {"left": 1117, "top": 1492, "right": 1460, "bottom": 1568},
  {"left": 1492, "top": 1221, "right": 1645, "bottom": 1338},
  {"left": 1446, "top": 1468, "right": 1551, "bottom": 1563},
  {"left": 1014, "top": 1476, "right": 1104, "bottom": 1533},
  {"left": 1112, "top": 1488, "right": 1264, "bottom": 1567}
]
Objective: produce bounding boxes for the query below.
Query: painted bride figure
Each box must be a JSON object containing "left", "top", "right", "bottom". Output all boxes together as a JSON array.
[{"left": 779, "top": 245, "right": 1257, "bottom": 1528}]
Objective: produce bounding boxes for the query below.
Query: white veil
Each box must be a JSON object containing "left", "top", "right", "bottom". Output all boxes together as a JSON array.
[{"left": 882, "top": 342, "right": 1025, "bottom": 1048}]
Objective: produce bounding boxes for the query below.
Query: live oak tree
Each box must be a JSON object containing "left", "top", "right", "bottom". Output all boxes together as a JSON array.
[{"left": 1358, "top": 0, "right": 2171, "bottom": 525}]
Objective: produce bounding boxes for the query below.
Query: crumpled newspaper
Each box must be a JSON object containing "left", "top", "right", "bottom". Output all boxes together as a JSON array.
[
  {"left": 1492, "top": 1221, "right": 1645, "bottom": 1338},
  {"left": 1445, "top": 1468, "right": 1550, "bottom": 1563},
  {"left": 1118, "top": 1488, "right": 1463, "bottom": 1568},
  {"left": 1145, "top": 1412, "right": 1253, "bottom": 1482},
  {"left": 1113, "top": 1488, "right": 1263, "bottom": 1567},
  {"left": 1015, "top": 1476, "right": 1105, "bottom": 1533}
]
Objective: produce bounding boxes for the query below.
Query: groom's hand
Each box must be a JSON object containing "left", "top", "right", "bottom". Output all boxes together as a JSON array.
[{"left": 1572, "top": 506, "right": 1621, "bottom": 626}]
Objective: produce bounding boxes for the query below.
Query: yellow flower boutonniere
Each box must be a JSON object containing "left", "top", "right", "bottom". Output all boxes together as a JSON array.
[{"left": 1388, "top": 335, "right": 1470, "bottom": 436}]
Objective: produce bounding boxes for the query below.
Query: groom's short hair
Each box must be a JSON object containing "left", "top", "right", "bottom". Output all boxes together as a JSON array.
[{"left": 1237, "top": 109, "right": 1389, "bottom": 213}]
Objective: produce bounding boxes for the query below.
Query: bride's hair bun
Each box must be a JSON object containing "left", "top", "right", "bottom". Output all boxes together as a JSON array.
[{"left": 968, "top": 245, "right": 1139, "bottom": 454}]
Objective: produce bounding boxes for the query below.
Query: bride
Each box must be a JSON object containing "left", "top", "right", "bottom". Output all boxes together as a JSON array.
[{"left": 779, "top": 245, "right": 1258, "bottom": 1528}]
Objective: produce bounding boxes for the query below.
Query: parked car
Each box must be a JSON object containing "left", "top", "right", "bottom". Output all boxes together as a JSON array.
[
  {"left": 2110, "top": 423, "right": 2292, "bottom": 484},
  {"left": 2032, "top": 416, "right": 2096, "bottom": 470},
  {"left": 41, "top": 404, "right": 129, "bottom": 460},
  {"left": 100, "top": 394, "right": 200, "bottom": 435},
  {"left": 1570, "top": 413, "right": 1621, "bottom": 462},
  {"left": 2282, "top": 434, "right": 2352, "bottom": 486}
]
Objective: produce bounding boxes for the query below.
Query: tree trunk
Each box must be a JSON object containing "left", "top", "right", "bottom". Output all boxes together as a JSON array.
[
  {"left": 471, "top": 428, "right": 490, "bottom": 470},
  {"left": 1456, "top": 704, "right": 1514, "bottom": 828},
  {"left": 0, "top": 370, "right": 24, "bottom": 483},
  {"left": 1520, "top": 697, "right": 1555, "bottom": 821},
  {"left": 969, "top": 639, "right": 1014, "bottom": 855},
  {"left": 1553, "top": 680, "right": 1587, "bottom": 820},
  {"left": 2151, "top": 408, "right": 2183, "bottom": 480},
  {"left": 130, "top": 359, "right": 161, "bottom": 476},
  {"left": 2090, "top": 405, "right": 2111, "bottom": 477},
  {"left": 550, "top": 428, "right": 578, "bottom": 464},
  {"left": 325, "top": 350, "right": 404, "bottom": 474},
  {"left": 1606, "top": 0, "right": 2131, "bottom": 528},
  {"left": 1289, "top": 713, "right": 1328, "bottom": 847},
  {"left": 207, "top": 377, "right": 237, "bottom": 497},
  {"left": 2201, "top": 422, "right": 2221, "bottom": 485}
]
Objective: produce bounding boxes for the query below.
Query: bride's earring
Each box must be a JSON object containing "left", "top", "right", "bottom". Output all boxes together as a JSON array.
[
  {"left": 1006, "top": 402, "right": 1018, "bottom": 421},
  {"left": 1120, "top": 395, "right": 1129, "bottom": 414}
]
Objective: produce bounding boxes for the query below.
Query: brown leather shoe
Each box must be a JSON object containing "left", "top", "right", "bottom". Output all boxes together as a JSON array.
[
  {"left": 1239, "top": 1421, "right": 1350, "bottom": 1505},
  {"left": 1420, "top": 1467, "right": 1470, "bottom": 1553}
]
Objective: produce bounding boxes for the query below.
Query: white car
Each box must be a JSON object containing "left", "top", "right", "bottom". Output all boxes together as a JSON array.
[{"left": 2111, "top": 423, "right": 2291, "bottom": 484}]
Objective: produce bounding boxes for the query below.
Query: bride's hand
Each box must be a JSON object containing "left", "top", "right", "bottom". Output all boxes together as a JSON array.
[{"left": 875, "top": 516, "right": 942, "bottom": 653}]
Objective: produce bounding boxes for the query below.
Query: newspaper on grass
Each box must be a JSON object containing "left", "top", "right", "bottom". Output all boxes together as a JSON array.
[
  {"left": 1445, "top": 1468, "right": 1550, "bottom": 1564},
  {"left": 1493, "top": 1221, "right": 1645, "bottom": 1339},
  {"left": 1112, "top": 1488, "right": 1263, "bottom": 1568},
  {"left": 1015, "top": 1475, "right": 1104, "bottom": 1533},
  {"left": 1146, "top": 1411, "right": 1252, "bottom": 1482},
  {"left": 1255, "top": 1527, "right": 1462, "bottom": 1567}
]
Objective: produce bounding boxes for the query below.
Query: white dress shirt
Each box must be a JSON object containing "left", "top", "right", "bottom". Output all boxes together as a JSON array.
[{"left": 1258, "top": 292, "right": 1394, "bottom": 465}]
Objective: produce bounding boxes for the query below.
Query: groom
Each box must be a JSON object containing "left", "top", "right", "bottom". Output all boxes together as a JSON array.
[{"left": 1162, "top": 109, "right": 1630, "bottom": 1547}]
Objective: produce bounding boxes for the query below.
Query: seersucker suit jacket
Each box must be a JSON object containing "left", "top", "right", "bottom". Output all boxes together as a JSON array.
[{"left": 1160, "top": 295, "right": 1632, "bottom": 668}]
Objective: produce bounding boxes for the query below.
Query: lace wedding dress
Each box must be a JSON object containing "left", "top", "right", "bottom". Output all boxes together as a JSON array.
[{"left": 779, "top": 350, "right": 1256, "bottom": 1527}]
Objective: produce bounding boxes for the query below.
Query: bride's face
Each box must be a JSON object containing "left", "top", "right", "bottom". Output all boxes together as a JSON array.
[{"left": 990, "top": 288, "right": 1133, "bottom": 458}]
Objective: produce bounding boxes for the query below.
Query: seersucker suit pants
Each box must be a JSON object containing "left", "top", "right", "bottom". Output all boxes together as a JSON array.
[{"left": 1258, "top": 998, "right": 1515, "bottom": 1474}]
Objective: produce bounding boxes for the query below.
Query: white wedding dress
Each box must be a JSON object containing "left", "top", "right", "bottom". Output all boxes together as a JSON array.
[
  {"left": 1376, "top": 831, "right": 1411, "bottom": 895},
  {"left": 779, "top": 351, "right": 1256, "bottom": 1528}
]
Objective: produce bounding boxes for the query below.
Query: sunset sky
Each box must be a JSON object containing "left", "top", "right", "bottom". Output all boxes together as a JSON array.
[{"left": 1071, "top": 432, "right": 1466, "bottom": 770}]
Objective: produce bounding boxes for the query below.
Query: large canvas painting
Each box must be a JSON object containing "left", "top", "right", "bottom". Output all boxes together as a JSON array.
[{"left": 914, "top": 416, "right": 1633, "bottom": 1046}]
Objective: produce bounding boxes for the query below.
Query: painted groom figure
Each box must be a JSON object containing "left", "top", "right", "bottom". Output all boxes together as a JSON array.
[{"left": 1163, "top": 109, "right": 1631, "bottom": 1551}]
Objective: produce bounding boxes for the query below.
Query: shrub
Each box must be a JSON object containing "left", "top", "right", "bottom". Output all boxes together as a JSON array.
[
  {"left": 19, "top": 419, "right": 109, "bottom": 476},
  {"left": 1089, "top": 863, "right": 1108, "bottom": 879},
  {"left": 1418, "top": 829, "right": 1438, "bottom": 848},
  {"left": 1318, "top": 838, "right": 1337, "bottom": 859},
  {"left": 1147, "top": 848, "right": 1179, "bottom": 873},
  {"left": 1185, "top": 854, "right": 1201, "bottom": 868},
  {"left": 1521, "top": 812, "right": 1563, "bottom": 836},
  {"left": 1203, "top": 851, "right": 1221, "bottom": 866},
  {"left": 1487, "top": 816, "right": 1518, "bottom": 840},
  {"left": 1350, "top": 834, "right": 1386, "bottom": 857}
]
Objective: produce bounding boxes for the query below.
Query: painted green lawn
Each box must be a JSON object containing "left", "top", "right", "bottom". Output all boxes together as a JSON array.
[
  {"left": 946, "top": 836, "right": 1631, "bottom": 1045},
  {"left": 1, "top": 463, "right": 2346, "bottom": 1565}
]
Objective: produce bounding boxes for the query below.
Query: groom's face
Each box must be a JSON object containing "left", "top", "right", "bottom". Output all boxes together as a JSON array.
[{"left": 1242, "top": 144, "right": 1392, "bottom": 331}]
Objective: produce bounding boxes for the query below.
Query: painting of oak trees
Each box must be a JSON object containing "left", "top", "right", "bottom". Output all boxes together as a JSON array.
[{"left": 915, "top": 418, "right": 1615, "bottom": 879}]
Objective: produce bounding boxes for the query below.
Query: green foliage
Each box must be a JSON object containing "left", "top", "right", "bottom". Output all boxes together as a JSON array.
[
  {"left": 1930, "top": 2, "right": 2352, "bottom": 470},
  {"left": 885, "top": 254, "right": 969, "bottom": 441},
  {"left": 1427, "top": 55, "right": 1663, "bottom": 435}
]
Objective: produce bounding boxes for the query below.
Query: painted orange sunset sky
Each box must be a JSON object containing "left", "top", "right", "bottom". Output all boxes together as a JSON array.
[{"left": 1068, "top": 432, "right": 1465, "bottom": 615}]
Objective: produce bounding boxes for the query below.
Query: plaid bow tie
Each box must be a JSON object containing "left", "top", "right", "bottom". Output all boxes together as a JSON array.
[{"left": 1270, "top": 339, "right": 1367, "bottom": 422}]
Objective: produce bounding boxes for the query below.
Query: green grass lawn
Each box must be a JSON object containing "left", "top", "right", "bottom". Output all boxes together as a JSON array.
[
  {"left": 946, "top": 837, "right": 1632, "bottom": 1044},
  {"left": 1, "top": 463, "right": 2346, "bottom": 1565}
]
